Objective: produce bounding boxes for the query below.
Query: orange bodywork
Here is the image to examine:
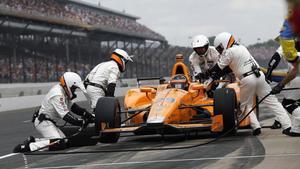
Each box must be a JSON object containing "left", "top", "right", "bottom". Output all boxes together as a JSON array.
[{"left": 104, "top": 54, "right": 255, "bottom": 134}]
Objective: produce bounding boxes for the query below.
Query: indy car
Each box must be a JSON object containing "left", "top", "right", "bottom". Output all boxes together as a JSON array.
[{"left": 93, "top": 54, "right": 257, "bottom": 143}]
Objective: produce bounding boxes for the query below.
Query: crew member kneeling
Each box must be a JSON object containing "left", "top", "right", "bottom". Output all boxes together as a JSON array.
[{"left": 13, "top": 72, "right": 94, "bottom": 153}]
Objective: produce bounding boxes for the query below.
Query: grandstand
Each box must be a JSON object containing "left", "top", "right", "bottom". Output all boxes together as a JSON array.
[{"left": 0, "top": 0, "right": 192, "bottom": 83}]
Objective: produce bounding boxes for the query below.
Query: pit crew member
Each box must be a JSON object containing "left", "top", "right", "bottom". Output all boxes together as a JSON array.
[
  {"left": 13, "top": 72, "right": 94, "bottom": 153},
  {"left": 84, "top": 49, "right": 133, "bottom": 109},
  {"left": 189, "top": 34, "right": 220, "bottom": 80},
  {"left": 265, "top": 46, "right": 300, "bottom": 136},
  {"left": 207, "top": 32, "right": 293, "bottom": 136}
]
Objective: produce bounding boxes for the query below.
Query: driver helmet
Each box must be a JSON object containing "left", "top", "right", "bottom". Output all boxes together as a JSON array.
[
  {"left": 59, "top": 72, "right": 86, "bottom": 100},
  {"left": 192, "top": 35, "right": 209, "bottom": 57},
  {"left": 170, "top": 74, "right": 189, "bottom": 90}
]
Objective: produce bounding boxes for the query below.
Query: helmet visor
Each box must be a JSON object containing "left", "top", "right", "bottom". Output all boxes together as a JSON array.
[
  {"left": 121, "top": 57, "right": 128, "bottom": 64},
  {"left": 193, "top": 44, "right": 209, "bottom": 56},
  {"left": 170, "top": 75, "right": 188, "bottom": 90},
  {"left": 216, "top": 45, "right": 224, "bottom": 55},
  {"left": 174, "top": 83, "right": 184, "bottom": 89}
]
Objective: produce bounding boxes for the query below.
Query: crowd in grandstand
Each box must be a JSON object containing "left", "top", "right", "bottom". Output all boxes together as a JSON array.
[
  {"left": 0, "top": 0, "right": 163, "bottom": 40},
  {"left": 0, "top": 56, "right": 91, "bottom": 83},
  {"left": 0, "top": 45, "right": 277, "bottom": 83},
  {"left": 0, "top": 0, "right": 281, "bottom": 83},
  {"left": 0, "top": 58, "right": 10, "bottom": 82}
]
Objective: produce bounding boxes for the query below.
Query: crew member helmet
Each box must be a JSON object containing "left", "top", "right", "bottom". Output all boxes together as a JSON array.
[
  {"left": 111, "top": 49, "right": 133, "bottom": 72},
  {"left": 214, "top": 32, "right": 236, "bottom": 54},
  {"left": 192, "top": 35, "right": 209, "bottom": 57},
  {"left": 59, "top": 72, "right": 86, "bottom": 100}
]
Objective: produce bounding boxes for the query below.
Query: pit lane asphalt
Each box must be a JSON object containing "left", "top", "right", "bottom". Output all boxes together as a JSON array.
[{"left": 1, "top": 101, "right": 300, "bottom": 169}]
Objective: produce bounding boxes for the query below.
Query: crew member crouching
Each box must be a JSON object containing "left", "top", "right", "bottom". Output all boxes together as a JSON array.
[{"left": 13, "top": 72, "right": 94, "bottom": 153}]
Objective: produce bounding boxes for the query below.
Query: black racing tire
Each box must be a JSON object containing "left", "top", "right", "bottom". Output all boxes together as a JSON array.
[
  {"left": 95, "top": 97, "right": 121, "bottom": 143},
  {"left": 214, "top": 88, "right": 238, "bottom": 134}
]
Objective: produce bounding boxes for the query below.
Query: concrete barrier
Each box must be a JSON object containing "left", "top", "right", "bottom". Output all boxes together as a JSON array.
[
  {"left": 0, "top": 79, "right": 138, "bottom": 98},
  {"left": 0, "top": 77, "right": 169, "bottom": 98},
  {"left": 0, "top": 82, "right": 57, "bottom": 98},
  {"left": 0, "top": 87, "right": 131, "bottom": 112}
]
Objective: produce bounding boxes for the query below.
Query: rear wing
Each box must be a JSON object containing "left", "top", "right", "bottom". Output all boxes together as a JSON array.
[{"left": 137, "top": 77, "right": 166, "bottom": 87}]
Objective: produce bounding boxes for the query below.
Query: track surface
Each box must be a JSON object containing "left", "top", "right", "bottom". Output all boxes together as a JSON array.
[{"left": 0, "top": 102, "right": 300, "bottom": 169}]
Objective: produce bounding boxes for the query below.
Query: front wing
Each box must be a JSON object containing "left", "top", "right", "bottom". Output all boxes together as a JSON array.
[{"left": 101, "top": 123, "right": 212, "bottom": 135}]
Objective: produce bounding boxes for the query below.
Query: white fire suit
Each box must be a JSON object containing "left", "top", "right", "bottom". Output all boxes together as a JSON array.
[
  {"left": 217, "top": 45, "right": 292, "bottom": 130},
  {"left": 29, "top": 84, "right": 73, "bottom": 151},
  {"left": 276, "top": 47, "right": 300, "bottom": 133},
  {"left": 282, "top": 77, "right": 300, "bottom": 133},
  {"left": 85, "top": 60, "right": 120, "bottom": 109},
  {"left": 189, "top": 46, "right": 219, "bottom": 78}
]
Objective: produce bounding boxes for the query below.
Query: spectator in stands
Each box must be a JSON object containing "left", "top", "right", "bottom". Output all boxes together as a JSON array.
[
  {"left": 0, "top": 0, "right": 163, "bottom": 40},
  {"left": 84, "top": 49, "right": 133, "bottom": 110}
]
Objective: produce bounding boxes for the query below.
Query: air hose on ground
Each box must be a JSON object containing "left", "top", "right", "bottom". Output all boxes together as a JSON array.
[
  {"left": 24, "top": 87, "right": 300, "bottom": 155},
  {"left": 27, "top": 120, "right": 89, "bottom": 153}
]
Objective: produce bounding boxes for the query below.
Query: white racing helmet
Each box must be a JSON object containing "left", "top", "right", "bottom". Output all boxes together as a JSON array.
[
  {"left": 214, "top": 32, "right": 236, "bottom": 54},
  {"left": 111, "top": 48, "right": 134, "bottom": 72},
  {"left": 59, "top": 72, "right": 86, "bottom": 100},
  {"left": 192, "top": 35, "right": 209, "bottom": 57}
]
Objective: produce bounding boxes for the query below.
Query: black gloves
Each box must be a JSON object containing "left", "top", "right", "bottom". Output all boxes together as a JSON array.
[
  {"left": 207, "top": 64, "right": 223, "bottom": 80},
  {"left": 265, "top": 52, "right": 281, "bottom": 83},
  {"left": 63, "top": 110, "right": 94, "bottom": 126},
  {"left": 195, "top": 72, "right": 209, "bottom": 80},
  {"left": 271, "top": 83, "right": 284, "bottom": 94},
  {"left": 71, "top": 103, "right": 86, "bottom": 116},
  {"left": 83, "top": 111, "right": 95, "bottom": 123},
  {"left": 265, "top": 69, "right": 273, "bottom": 83},
  {"left": 206, "top": 82, "right": 219, "bottom": 98},
  {"left": 107, "top": 83, "right": 116, "bottom": 97},
  {"left": 195, "top": 64, "right": 229, "bottom": 81},
  {"left": 71, "top": 103, "right": 95, "bottom": 123},
  {"left": 63, "top": 112, "right": 85, "bottom": 126}
]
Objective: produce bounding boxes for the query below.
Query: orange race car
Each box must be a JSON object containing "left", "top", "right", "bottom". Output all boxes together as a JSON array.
[{"left": 94, "top": 54, "right": 257, "bottom": 143}]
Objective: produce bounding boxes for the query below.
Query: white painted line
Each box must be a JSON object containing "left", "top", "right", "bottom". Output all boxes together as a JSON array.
[
  {"left": 0, "top": 153, "right": 19, "bottom": 160},
  {"left": 29, "top": 153, "right": 300, "bottom": 169},
  {"left": 22, "top": 120, "right": 32, "bottom": 123}
]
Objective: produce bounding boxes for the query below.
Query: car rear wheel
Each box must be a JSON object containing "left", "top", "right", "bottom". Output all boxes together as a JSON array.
[
  {"left": 95, "top": 97, "right": 121, "bottom": 143},
  {"left": 214, "top": 88, "right": 238, "bottom": 134}
]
